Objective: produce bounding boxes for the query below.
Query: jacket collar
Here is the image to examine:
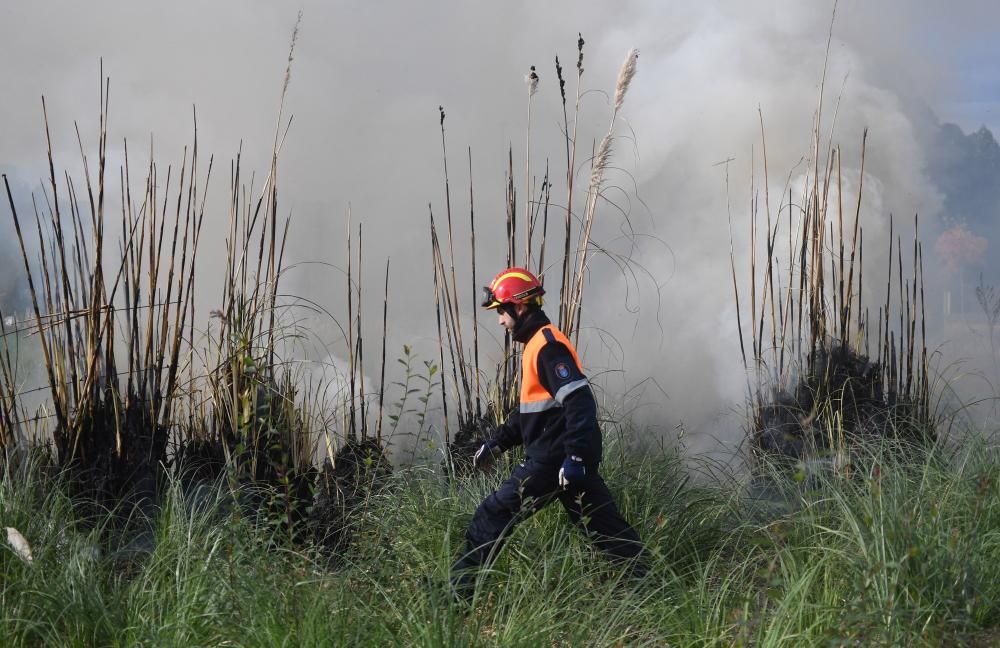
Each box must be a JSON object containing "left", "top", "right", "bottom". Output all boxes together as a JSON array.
[{"left": 511, "top": 308, "right": 550, "bottom": 344}]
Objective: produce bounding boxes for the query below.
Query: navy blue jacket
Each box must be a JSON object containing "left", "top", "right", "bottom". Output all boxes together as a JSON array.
[{"left": 492, "top": 309, "right": 603, "bottom": 465}]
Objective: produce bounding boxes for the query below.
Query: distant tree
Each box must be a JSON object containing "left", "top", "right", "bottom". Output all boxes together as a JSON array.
[
  {"left": 935, "top": 223, "right": 987, "bottom": 275},
  {"left": 929, "top": 123, "right": 1000, "bottom": 230}
]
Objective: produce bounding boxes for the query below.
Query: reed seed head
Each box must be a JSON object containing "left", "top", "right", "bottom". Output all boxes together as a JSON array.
[
  {"left": 555, "top": 56, "right": 566, "bottom": 103},
  {"left": 577, "top": 33, "right": 585, "bottom": 74},
  {"left": 526, "top": 65, "right": 539, "bottom": 97},
  {"left": 281, "top": 12, "right": 303, "bottom": 98},
  {"left": 614, "top": 48, "right": 639, "bottom": 113}
]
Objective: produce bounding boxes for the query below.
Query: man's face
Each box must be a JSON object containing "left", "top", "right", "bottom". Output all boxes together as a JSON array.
[{"left": 497, "top": 304, "right": 523, "bottom": 331}]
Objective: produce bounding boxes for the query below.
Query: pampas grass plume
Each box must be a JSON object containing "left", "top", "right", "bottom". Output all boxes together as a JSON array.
[
  {"left": 591, "top": 135, "right": 612, "bottom": 187},
  {"left": 5, "top": 527, "right": 33, "bottom": 563},
  {"left": 614, "top": 48, "right": 639, "bottom": 112}
]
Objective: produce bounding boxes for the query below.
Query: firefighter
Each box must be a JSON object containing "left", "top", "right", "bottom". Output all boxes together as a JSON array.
[{"left": 449, "top": 267, "right": 647, "bottom": 601}]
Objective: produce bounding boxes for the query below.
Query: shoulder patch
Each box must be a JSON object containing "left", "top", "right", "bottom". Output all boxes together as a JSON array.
[{"left": 554, "top": 362, "right": 572, "bottom": 380}]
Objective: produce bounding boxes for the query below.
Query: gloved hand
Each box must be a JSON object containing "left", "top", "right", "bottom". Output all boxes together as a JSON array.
[
  {"left": 558, "top": 455, "right": 586, "bottom": 489},
  {"left": 472, "top": 439, "right": 503, "bottom": 470}
]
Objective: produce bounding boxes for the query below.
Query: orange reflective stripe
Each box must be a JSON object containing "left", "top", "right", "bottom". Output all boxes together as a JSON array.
[{"left": 520, "top": 325, "right": 583, "bottom": 406}]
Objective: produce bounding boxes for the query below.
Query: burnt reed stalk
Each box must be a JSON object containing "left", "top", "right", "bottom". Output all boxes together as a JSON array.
[
  {"left": 0, "top": 311, "right": 17, "bottom": 446},
  {"left": 439, "top": 108, "right": 472, "bottom": 412},
  {"left": 0, "top": 15, "right": 323, "bottom": 530},
  {"left": 537, "top": 170, "right": 551, "bottom": 281},
  {"left": 504, "top": 149, "right": 515, "bottom": 402},
  {"left": 524, "top": 65, "right": 538, "bottom": 268},
  {"left": 2, "top": 79, "right": 207, "bottom": 510},
  {"left": 431, "top": 212, "right": 473, "bottom": 425},
  {"left": 346, "top": 212, "right": 356, "bottom": 441},
  {"left": 558, "top": 36, "right": 585, "bottom": 330},
  {"left": 738, "top": 116, "right": 932, "bottom": 464},
  {"left": 434, "top": 108, "right": 477, "bottom": 429},
  {"left": 429, "top": 205, "right": 451, "bottom": 443},
  {"left": 357, "top": 223, "right": 367, "bottom": 440},
  {"left": 469, "top": 147, "right": 481, "bottom": 419},
  {"left": 376, "top": 258, "right": 389, "bottom": 444}
]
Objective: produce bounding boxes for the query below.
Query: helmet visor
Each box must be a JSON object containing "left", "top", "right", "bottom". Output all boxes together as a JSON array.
[{"left": 480, "top": 286, "right": 499, "bottom": 309}]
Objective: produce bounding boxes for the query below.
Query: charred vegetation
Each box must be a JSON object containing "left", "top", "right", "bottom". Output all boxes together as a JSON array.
[{"left": 736, "top": 107, "right": 934, "bottom": 474}]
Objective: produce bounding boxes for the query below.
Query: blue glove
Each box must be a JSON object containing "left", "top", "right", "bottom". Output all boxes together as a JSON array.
[
  {"left": 473, "top": 439, "right": 503, "bottom": 470},
  {"left": 558, "top": 455, "right": 586, "bottom": 489}
]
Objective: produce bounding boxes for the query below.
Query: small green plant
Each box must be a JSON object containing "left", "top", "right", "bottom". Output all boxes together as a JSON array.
[{"left": 385, "top": 344, "right": 438, "bottom": 464}]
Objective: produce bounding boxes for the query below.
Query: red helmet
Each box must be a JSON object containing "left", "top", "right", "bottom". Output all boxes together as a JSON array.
[{"left": 481, "top": 267, "right": 545, "bottom": 310}]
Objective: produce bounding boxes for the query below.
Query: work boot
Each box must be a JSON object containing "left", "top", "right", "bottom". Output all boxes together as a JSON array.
[
  {"left": 616, "top": 559, "right": 660, "bottom": 601},
  {"left": 422, "top": 574, "right": 473, "bottom": 610},
  {"left": 448, "top": 569, "right": 476, "bottom": 606}
]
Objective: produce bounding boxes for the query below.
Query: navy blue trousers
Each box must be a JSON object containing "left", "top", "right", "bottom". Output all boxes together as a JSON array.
[{"left": 450, "top": 459, "right": 646, "bottom": 592}]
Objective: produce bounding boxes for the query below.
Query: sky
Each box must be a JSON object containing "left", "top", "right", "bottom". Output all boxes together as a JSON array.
[
  {"left": 2, "top": 0, "right": 999, "bottom": 459},
  {"left": 920, "top": 11, "right": 1000, "bottom": 134}
]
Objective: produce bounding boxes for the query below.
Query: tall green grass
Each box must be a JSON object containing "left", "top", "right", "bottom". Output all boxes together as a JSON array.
[{"left": 3, "top": 433, "right": 999, "bottom": 646}]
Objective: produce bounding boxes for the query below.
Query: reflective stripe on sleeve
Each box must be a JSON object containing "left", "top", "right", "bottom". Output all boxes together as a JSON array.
[
  {"left": 553, "top": 379, "right": 588, "bottom": 404},
  {"left": 520, "top": 398, "right": 558, "bottom": 413}
]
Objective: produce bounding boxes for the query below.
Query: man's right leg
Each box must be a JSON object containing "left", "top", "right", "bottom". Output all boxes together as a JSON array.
[
  {"left": 558, "top": 471, "right": 648, "bottom": 578},
  {"left": 450, "top": 460, "right": 558, "bottom": 599}
]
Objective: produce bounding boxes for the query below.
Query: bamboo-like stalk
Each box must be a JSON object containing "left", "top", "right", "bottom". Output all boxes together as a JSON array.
[
  {"left": 725, "top": 161, "right": 748, "bottom": 373},
  {"left": 558, "top": 38, "right": 584, "bottom": 330},
  {"left": 758, "top": 110, "right": 778, "bottom": 362},
  {"left": 357, "top": 223, "right": 366, "bottom": 440},
  {"left": 883, "top": 215, "right": 894, "bottom": 385},
  {"left": 430, "top": 216, "right": 469, "bottom": 421},
  {"left": 5, "top": 171, "right": 67, "bottom": 438},
  {"left": 524, "top": 65, "right": 538, "bottom": 268},
  {"left": 0, "top": 306, "right": 19, "bottom": 446},
  {"left": 429, "top": 205, "right": 450, "bottom": 443},
  {"left": 506, "top": 148, "right": 516, "bottom": 269},
  {"left": 836, "top": 147, "right": 844, "bottom": 341},
  {"left": 919, "top": 242, "right": 928, "bottom": 421},
  {"left": 468, "top": 147, "right": 481, "bottom": 419},
  {"left": 439, "top": 188, "right": 473, "bottom": 417},
  {"left": 858, "top": 227, "right": 864, "bottom": 353},
  {"left": 536, "top": 169, "right": 551, "bottom": 279},
  {"left": 376, "top": 258, "right": 389, "bottom": 444},
  {"left": 43, "top": 97, "right": 80, "bottom": 439},
  {"left": 438, "top": 106, "right": 471, "bottom": 415},
  {"left": 906, "top": 215, "right": 918, "bottom": 399},
  {"left": 503, "top": 150, "right": 515, "bottom": 400},
  {"left": 897, "top": 234, "right": 903, "bottom": 396},
  {"left": 843, "top": 129, "right": 867, "bottom": 341},
  {"left": 346, "top": 208, "right": 356, "bottom": 441},
  {"left": 750, "top": 144, "right": 758, "bottom": 367}
]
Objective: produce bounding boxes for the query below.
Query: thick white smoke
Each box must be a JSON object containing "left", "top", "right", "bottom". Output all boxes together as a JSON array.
[{"left": 1, "top": 0, "right": 996, "bottom": 458}]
